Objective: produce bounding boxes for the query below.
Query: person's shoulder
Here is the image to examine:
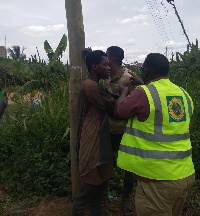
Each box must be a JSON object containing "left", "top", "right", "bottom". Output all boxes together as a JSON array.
[
  {"left": 84, "top": 79, "right": 99, "bottom": 93},
  {"left": 84, "top": 79, "right": 98, "bottom": 87},
  {"left": 130, "top": 85, "right": 146, "bottom": 96}
]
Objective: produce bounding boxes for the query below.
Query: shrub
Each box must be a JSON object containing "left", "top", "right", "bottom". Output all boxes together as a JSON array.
[
  {"left": 169, "top": 42, "right": 200, "bottom": 178},
  {"left": 0, "top": 82, "right": 71, "bottom": 198}
]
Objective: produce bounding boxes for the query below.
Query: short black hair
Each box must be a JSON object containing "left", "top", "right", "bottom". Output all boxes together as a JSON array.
[
  {"left": 85, "top": 50, "right": 107, "bottom": 72},
  {"left": 143, "top": 53, "right": 169, "bottom": 77},
  {"left": 107, "top": 46, "right": 124, "bottom": 65}
]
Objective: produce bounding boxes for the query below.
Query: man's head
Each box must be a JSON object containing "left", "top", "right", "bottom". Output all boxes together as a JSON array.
[
  {"left": 85, "top": 50, "right": 110, "bottom": 79},
  {"left": 106, "top": 46, "right": 124, "bottom": 66},
  {"left": 141, "top": 53, "right": 169, "bottom": 83}
]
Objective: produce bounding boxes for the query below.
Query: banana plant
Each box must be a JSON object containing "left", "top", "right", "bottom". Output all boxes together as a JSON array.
[
  {"left": 17, "top": 34, "right": 68, "bottom": 99},
  {"left": 43, "top": 34, "right": 68, "bottom": 83},
  {"left": 0, "top": 34, "right": 68, "bottom": 102},
  {"left": 44, "top": 34, "right": 67, "bottom": 63}
]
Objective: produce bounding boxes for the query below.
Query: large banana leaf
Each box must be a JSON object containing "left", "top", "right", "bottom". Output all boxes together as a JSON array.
[
  {"left": 44, "top": 41, "right": 54, "bottom": 60},
  {"left": 44, "top": 34, "right": 67, "bottom": 63},
  {"left": 53, "top": 34, "right": 67, "bottom": 61}
]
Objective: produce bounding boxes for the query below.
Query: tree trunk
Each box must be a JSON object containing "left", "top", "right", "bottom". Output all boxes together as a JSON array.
[{"left": 65, "top": 0, "right": 86, "bottom": 198}]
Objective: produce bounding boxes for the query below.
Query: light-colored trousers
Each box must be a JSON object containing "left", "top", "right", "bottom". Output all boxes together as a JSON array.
[{"left": 135, "top": 173, "right": 195, "bottom": 216}]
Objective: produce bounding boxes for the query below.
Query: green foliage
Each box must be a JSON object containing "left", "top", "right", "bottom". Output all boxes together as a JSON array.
[
  {"left": 0, "top": 34, "right": 68, "bottom": 90},
  {"left": 7, "top": 45, "right": 26, "bottom": 62},
  {"left": 108, "top": 152, "right": 122, "bottom": 196},
  {"left": 0, "top": 46, "right": 29, "bottom": 87},
  {"left": 123, "top": 62, "right": 142, "bottom": 79},
  {"left": 0, "top": 82, "right": 71, "bottom": 198},
  {"left": 44, "top": 41, "right": 54, "bottom": 60},
  {"left": 0, "top": 57, "right": 34, "bottom": 80},
  {"left": 28, "top": 34, "right": 68, "bottom": 88},
  {"left": 169, "top": 39, "right": 200, "bottom": 178},
  {"left": 42, "top": 34, "right": 68, "bottom": 85},
  {"left": 1, "top": 36, "right": 200, "bottom": 201},
  {"left": 0, "top": 34, "right": 70, "bottom": 198},
  {"left": 108, "top": 166, "right": 124, "bottom": 197},
  {"left": 3, "top": 34, "right": 69, "bottom": 105},
  {"left": 44, "top": 34, "right": 67, "bottom": 62}
]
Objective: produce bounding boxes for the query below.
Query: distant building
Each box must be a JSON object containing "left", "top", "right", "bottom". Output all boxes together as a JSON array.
[{"left": 0, "top": 46, "right": 6, "bottom": 58}]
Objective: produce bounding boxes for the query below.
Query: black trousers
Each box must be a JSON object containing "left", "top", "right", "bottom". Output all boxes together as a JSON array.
[
  {"left": 111, "top": 133, "right": 136, "bottom": 200},
  {"left": 72, "top": 181, "right": 108, "bottom": 216}
]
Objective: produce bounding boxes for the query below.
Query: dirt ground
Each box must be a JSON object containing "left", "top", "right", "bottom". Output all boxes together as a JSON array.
[
  {"left": 30, "top": 197, "right": 127, "bottom": 216},
  {"left": 1, "top": 184, "right": 200, "bottom": 216},
  {"left": 0, "top": 191, "right": 132, "bottom": 216}
]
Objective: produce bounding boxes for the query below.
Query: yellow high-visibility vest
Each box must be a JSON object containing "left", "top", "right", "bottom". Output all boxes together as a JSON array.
[{"left": 117, "top": 79, "right": 195, "bottom": 180}]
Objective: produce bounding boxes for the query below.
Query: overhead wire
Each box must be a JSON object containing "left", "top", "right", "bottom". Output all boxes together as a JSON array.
[
  {"left": 153, "top": 0, "right": 171, "bottom": 43},
  {"left": 161, "top": 0, "right": 174, "bottom": 41},
  {"left": 160, "top": 0, "right": 175, "bottom": 56},
  {"left": 146, "top": 0, "right": 176, "bottom": 58},
  {"left": 146, "top": 0, "right": 165, "bottom": 44},
  {"left": 146, "top": 0, "right": 168, "bottom": 53}
]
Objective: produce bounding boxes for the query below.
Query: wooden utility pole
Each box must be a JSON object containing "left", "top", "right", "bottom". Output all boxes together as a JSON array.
[{"left": 65, "top": 0, "right": 86, "bottom": 198}]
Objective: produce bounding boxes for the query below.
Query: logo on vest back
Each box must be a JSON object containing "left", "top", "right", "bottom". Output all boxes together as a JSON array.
[{"left": 167, "top": 96, "right": 186, "bottom": 122}]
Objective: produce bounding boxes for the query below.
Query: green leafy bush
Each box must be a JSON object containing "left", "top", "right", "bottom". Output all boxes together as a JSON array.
[
  {"left": 0, "top": 82, "right": 71, "bottom": 198},
  {"left": 0, "top": 38, "right": 200, "bottom": 200},
  {"left": 169, "top": 40, "right": 200, "bottom": 178}
]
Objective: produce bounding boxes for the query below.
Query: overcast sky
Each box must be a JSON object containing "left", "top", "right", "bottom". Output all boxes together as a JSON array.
[{"left": 0, "top": 0, "right": 199, "bottom": 64}]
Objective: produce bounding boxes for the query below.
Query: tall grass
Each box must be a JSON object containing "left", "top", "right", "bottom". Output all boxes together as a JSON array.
[
  {"left": 0, "top": 44, "right": 200, "bottom": 200},
  {"left": 0, "top": 82, "right": 71, "bottom": 198},
  {"left": 169, "top": 52, "right": 200, "bottom": 179}
]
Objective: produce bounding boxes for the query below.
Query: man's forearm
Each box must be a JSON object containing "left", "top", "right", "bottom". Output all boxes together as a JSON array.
[{"left": 116, "top": 90, "right": 128, "bottom": 107}]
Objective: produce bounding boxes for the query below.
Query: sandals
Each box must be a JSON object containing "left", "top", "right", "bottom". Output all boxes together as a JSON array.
[{"left": 122, "top": 199, "right": 134, "bottom": 216}]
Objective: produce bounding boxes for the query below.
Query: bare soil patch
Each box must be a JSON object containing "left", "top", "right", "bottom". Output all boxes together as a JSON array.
[{"left": 0, "top": 181, "right": 199, "bottom": 216}]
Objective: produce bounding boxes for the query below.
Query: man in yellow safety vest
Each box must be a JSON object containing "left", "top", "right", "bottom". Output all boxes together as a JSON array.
[{"left": 116, "top": 53, "right": 195, "bottom": 216}]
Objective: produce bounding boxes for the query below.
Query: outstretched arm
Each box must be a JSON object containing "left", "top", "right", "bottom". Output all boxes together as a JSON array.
[{"left": 128, "top": 71, "right": 144, "bottom": 87}]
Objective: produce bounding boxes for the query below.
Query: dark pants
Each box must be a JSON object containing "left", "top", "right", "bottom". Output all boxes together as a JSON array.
[
  {"left": 72, "top": 181, "right": 108, "bottom": 216},
  {"left": 0, "top": 99, "right": 6, "bottom": 119},
  {"left": 111, "top": 133, "right": 136, "bottom": 200}
]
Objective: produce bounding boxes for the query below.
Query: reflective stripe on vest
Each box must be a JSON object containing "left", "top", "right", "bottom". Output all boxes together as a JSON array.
[
  {"left": 119, "top": 145, "right": 192, "bottom": 159},
  {"left": 125, "top": 85, "right": 192, "bottom": 142}
]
